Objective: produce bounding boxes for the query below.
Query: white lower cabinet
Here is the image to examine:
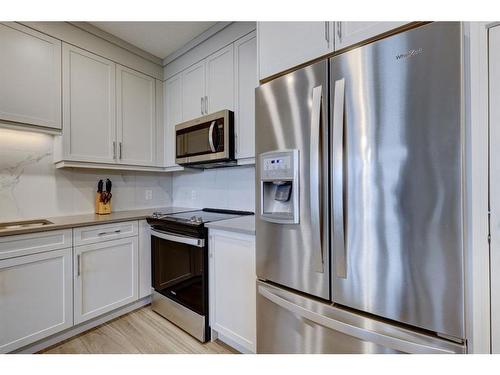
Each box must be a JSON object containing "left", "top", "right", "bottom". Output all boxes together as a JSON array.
[
  {"left": 74, "top": 236, "right": 138, "bottom": 324},
  {"left": 138, "top": 220, "right": 152, "bottom": 299},
  {"left": 0, "top": 248, "right": 73, "bottom": 353},
  {"left": 209, "top": 229, "right": 256, "bottom": 353}
]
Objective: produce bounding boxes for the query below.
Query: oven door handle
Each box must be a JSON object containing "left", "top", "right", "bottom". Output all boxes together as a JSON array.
[{"left": 151, "top": 229, "right": 205, "bottom": 247}]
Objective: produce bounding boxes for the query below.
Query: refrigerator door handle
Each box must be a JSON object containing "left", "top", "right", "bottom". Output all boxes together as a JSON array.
[
  {"left": 310, "top": 85, "right": 324, "bottom": 273},
  {"left": 258, "top": 284, "right": 457, "bottom": 354},
  {"left": 332, "top": 78, "right": 347, "bottom": 278}
]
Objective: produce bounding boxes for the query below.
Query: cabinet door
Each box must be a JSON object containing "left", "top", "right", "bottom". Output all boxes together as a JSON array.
[
  {"left": 62, "top": 43, "right": 116, "bottom": 163},
  {"left": 155, "top": 80, "right": 165, "bottom": 167},
  {"left": 257, "top": 22, "right": 333, "bottom": 80},
  {"left": 74, "top": 237, "right": 138, "bottom": 324},
  {"left": 335, "top": 22, "right": 408, "bottom": 51},
  {"left": 116, "top": 65, "right": 156, "bottom": 166},
  {"left": 0, "top": 22, "right": 61, "bottom": 130},
  {"left": 165, "top": 73, "right": 183, "bottom": 168},
  {"left": 138, "top": 220, "right": 152, "bottom": 299},
  {"left": 181, "top": 61, "right": 206, "bottom": 121},
  {"left": 490, "top": 25, "right": 500, "bottom": 354},
  {"left": 0, "top": 248, "right": 72, "bottom": 353},
  {"left": 209, "top": 230, "right": 256, "bottom": 353},
  {"left": 206, "top": 45, "right": 234, "bottom": 114},
  {"left": 234, "top": 32, "right": 257, "bottom": 160}
]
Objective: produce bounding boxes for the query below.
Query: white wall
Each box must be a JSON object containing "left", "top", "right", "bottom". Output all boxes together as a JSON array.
[
  {"left": 171, "top": 165, "right": 255, "bottom": 212},
  {"left": 0, "top": 128, "right": 173, "bottom": 221}
]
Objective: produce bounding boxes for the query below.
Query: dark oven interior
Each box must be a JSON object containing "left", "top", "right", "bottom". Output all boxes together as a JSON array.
[{"left": 151, "top": 232, "right": 208, "bottom": 316}]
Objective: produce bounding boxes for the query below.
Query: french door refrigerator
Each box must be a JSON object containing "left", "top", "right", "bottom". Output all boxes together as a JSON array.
[{"left": 255, "top": 22, "right": 466, "bottom": 354}]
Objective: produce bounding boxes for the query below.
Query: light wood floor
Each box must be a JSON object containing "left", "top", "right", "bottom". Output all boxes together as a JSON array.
[{"left": 40, "top": 306, "right": 237, "bottom": 354}]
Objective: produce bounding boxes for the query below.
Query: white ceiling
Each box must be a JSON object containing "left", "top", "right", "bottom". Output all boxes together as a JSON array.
[{"left": 90, "top": 22, "right": 217, "bottom": 60}]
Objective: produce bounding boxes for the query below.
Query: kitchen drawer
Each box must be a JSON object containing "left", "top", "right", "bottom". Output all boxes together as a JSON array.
[
  {"left": 0, "top": 229, "right": 72, "bottom": 260},
  {"left": 73, "top": 221, "right": 138, "bottom": 246}
]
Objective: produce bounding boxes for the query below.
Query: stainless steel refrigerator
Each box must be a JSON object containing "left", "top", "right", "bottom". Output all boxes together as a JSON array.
[{"left": 255, "top": 22, "right": 466, "bottom": 354}]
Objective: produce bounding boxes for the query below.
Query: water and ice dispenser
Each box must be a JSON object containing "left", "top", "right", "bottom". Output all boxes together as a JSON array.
[{"left": 259, "top": 149, "right": 299, "bottom": 224}]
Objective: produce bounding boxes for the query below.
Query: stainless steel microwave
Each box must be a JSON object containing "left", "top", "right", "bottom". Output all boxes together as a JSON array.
[{"left": 175, "top": 110, "right": 235, "bottom": 168}]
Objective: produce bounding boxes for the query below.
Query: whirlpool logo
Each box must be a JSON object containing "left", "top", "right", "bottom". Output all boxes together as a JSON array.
[{"left": 396, "top": 48, "right": 423, "bottom": 60}]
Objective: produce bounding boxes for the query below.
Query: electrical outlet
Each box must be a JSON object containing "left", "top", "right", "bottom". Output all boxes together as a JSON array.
[
  {"left": 145, "top": 189, "right": 153, "bottom": 201},
  {"left": 191, "top": 190, "right": 197, "bottom": 201}
]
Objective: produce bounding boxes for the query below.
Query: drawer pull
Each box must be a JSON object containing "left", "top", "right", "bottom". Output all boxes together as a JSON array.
[
  {"left": 77, "top": 254, "right": 81, "bottom": 277},
  {"left": 97, "top": 229, "right": 122, "bottom": 236}
]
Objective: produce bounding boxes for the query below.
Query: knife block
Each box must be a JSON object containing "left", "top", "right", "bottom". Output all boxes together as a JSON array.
[{"left": 95, "top": 193, "right": 112, "bottom": 215}]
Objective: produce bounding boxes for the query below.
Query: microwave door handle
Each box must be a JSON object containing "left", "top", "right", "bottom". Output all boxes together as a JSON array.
[
  {"left": 151, "top": 229, "right": 205, "bottom": 247},
  {"left": 310, "top": 85, "right": 324, "bottom": 273},
  {"left": 332, "top": 78, "right": 347, "bottom": 278},
  {"left": 208, "top": 121, "right": 216, "bottom": 152}
]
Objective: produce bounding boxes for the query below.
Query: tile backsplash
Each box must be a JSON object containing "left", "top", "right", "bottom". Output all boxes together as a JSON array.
[
  {"left": 0, "top": 127, "right": 255, "bottom": 221},
  {"left": 171, "top": 165, "right": 255, "bottom": 212},
  {"left": 0, "top": 128, "right": 173, "bottom": 221}
]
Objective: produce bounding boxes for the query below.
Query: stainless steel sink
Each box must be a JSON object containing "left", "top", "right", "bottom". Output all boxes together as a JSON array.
[{"left": 0, "top": 219, "right": 53, "bottom": 230}]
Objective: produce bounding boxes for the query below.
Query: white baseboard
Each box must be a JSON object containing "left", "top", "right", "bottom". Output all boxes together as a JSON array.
[
  {"left": 13, "top": 296, "right": 151, "bottom": 354},
  {"left": 216, "top": 331, "right": 254, "bottom": 354}
]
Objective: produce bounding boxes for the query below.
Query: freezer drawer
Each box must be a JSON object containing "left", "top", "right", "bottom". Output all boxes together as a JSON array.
[{"left": 256, "top": 281, "right": 465, "bottom": 354}]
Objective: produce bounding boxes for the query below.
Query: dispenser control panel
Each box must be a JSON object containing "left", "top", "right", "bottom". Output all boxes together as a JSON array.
[
  {"left": 259, "top": 149, "right": 299, "bottom": 224},
  {"left": 261, "top": 151, "right": 297, "bottom": 181}
]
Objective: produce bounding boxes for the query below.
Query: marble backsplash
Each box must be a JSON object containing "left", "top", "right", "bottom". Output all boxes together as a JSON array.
[{"left": 0, "top": 128, "right": 173, "bottom": 222}]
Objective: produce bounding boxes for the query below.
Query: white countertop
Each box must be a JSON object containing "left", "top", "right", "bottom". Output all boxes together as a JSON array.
[{"left": 205, "top": 215, "right": 255, "bottom": 235}]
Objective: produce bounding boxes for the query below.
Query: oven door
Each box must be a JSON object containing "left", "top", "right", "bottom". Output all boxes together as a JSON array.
[
  {"left": 151, "top": 229, "right": 207, "bottom": 316},
  {"left": 175, "top": 110, "right": 233, "bottom": 165}
]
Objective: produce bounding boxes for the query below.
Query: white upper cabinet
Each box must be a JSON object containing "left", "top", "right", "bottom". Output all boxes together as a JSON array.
[
  {"left": 62, "top": 43, "right": 116, "bottom": 163},
  {"left": 182, "top": 61, "right": 206, "bottom": 121},
  {"left": 257, "top": 22, "right": 334, "bottom": 80},
  {"left": 58, "top": 43, "right": 161, "bottom": 168},
  {"left": 155, "top": 80, "right": 165, "bottom": 167},
  {"left": 0, "top": 22, "right": 62, "bottom": 130},
  {"left": 116, "top": 65, "right": 156, "bottom": 166},
  {"left": 164, "top": 73, "right": 183, "bottom": 168},
  {"left": 334, "top": 22, "right": 408, "bottom": 51},
  {"left": 164, "top": 26, "right": 257, "bottom": 164},
  {"left": 206, "top": 44, "right": 234, "bottom": 113},
  {"left": 234, "top": 32, "right": 257, "bottom": 160}
]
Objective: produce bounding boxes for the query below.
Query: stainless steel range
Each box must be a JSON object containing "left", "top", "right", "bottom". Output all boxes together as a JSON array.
[{"left": 146, "top": 208, "right": 253, "bottom": 342}]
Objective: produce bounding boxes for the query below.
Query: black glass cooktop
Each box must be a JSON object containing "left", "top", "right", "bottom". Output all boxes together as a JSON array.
[{"left": 150, "top": 208, "right": 253, "bottom": 226}]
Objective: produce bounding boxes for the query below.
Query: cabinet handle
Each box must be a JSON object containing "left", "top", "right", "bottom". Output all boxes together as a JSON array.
[
  {"left": 201, "top": 97, "right": 204, "bottom": 115},
  {"left": 113, "top": 141, "right": 117, "bottom": 159},
  {"left": 119, "top": 142, "right": 123, "bottom": 159},
  {"left": 325, "top": 22, "right": 329, "bottom": 45},
  {"left": 77, "top": 254, "right": 81, "bottom": 277},
  {"left": 98, "top": 229, "right": 121, "bottom": 236},
  {"left": 337, "top": 22, "right": 342, "bottom": 40},
  {"left": 205, "top": 96, "right": 209, "bottom": 114}
]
